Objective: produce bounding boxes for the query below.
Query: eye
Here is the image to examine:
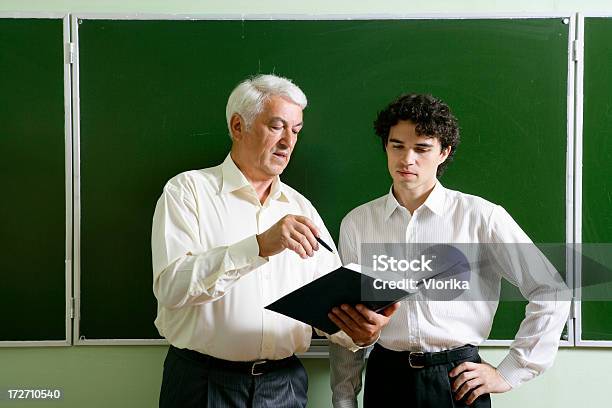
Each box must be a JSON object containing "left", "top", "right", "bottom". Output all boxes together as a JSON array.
[{"left": 392, "top": 144, "right": 403, "bottom": 149}]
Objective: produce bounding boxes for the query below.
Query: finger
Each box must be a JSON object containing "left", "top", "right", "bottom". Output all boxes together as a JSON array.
[
  {"left": 328, "top": 312, "right": 353, "bottom": 335},
  {"left": 343, "top": 304, "right": 376, "bottom": 327},
  {"left": 449, "top": 361, "right": 478, "bottom": 378},
  {"left": 290, "top": 229, "right": 314, "bottom": 257},
  {"left": 294, "top": 215, "right": 320, "bottom": 238},
  {"left": 331, "top": 306, "right": 371, "bottom": 332},
  {"left": 455, "top": 378, "right": 481, "bottom": 401},
  {"left": 465, "top": 384, "right": 486, "bottom": 405},
  {"left": 331, "top": 307, "right": 361, "bottom": 328},
  {"left": 299, "top": 233, "right": 315, "bottom": 256},
  {"left": 354, "top": 304, "right": 383, "bottom": 325},
  {"left": 452, "top": 370, "right": 479, "bottom": 392},
  {"left": 284, "top": 236, "right": 308, "bottom": 259},
  {"left": 293, "top": 222, "right": 319, "bottom": 252},
  {"left": 380, "top": 302, "right": 401, "bottom": 317}
]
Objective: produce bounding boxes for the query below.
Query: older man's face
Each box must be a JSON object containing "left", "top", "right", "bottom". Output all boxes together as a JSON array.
[{"left": 234, "top": 95, "right": 303, "bottom": 181}]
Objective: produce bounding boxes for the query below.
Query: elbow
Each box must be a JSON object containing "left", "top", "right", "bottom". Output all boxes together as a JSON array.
[
  {"left": 152, "top": 264, "right": 194, "bottom": 309},
  {"left": 153, "top": 279, "right": 189, "bottom": 309},
  {"left": 153, "top": 269, "right": 224, "bottom": 309}
]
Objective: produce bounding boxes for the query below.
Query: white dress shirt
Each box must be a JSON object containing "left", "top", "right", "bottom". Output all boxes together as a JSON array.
[
  {"left": 151, "top": 154, "right": 342, "bottom": 361},
  {"left": 330, "top": 182, "right": 571, "bottom": 407}
]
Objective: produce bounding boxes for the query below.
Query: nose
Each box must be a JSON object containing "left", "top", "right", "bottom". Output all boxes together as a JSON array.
[
  {"left": 401, "top": 148, "right": 417, "bottom": 165},
  {"left": 279, "top": 128, "right": 297, "bottom": 149}
]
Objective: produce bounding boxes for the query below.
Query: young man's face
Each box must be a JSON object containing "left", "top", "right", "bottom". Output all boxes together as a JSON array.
[
  {"left": 232, "top": 95, "right": 303, "bottom": 181},
  {"left": 386, "top": 120, "right": 450, "bottom": 192}
]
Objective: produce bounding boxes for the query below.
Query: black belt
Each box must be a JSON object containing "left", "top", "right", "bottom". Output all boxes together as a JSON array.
[
  {"left": 169, "top": 345, "right": 297, "bottom": 376},
  {"left": 373, "top": 344, "right": 478, "bottom": 369}
]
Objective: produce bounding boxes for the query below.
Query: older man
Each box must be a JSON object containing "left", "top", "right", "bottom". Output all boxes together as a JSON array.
[{"left": 152, "top": 74, "right": 395, "bottom": 408}]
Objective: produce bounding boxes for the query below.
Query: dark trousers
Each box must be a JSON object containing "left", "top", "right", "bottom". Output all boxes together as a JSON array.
[
  {"left": 364, "top": 345, "right": 492, "bottom": 408},
  {"left": 159, "top": 346, "right": 308, "bottom": 408}
]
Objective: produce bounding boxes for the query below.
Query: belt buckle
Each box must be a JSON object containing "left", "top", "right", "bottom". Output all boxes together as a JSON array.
[
  {"left": 251, "top": 360, "right": 266, "bottom": 376},
  {"left": 408, "top": 352, "right": 425, "bottom": 369}
]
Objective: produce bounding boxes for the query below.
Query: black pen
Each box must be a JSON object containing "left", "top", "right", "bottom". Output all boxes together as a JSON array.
[{"left": 315, "top": 236, "right": 334, "bottom": 253}]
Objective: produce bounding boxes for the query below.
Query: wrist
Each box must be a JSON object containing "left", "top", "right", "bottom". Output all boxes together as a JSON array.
[
  {"left": 255, "top": 234, "right": 267, "bottom": 257},
  {"left": 355, "top": 331, "right": 380, "bottom": 347}
]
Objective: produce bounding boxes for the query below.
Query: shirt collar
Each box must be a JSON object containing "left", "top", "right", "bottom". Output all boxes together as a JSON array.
[
  {"left": 384, "top": 181, "right": 446, "bottom": 219},
  {"left": 220, "top": 154, "right": 290, "bottom": 203},
  {"left": 421, "top": 181, "right": 446, "bottom": 216},
  {"left": 267, "top": 176, "right": 290, "bottom": 203},
  {"left": 384, "top": 186, "right": 402, "bottom": 220}
]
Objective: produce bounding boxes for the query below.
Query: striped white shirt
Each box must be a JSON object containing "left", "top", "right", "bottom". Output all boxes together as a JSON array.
[{"left": 330, "top": 182, "right": 570, "bottom": 407}]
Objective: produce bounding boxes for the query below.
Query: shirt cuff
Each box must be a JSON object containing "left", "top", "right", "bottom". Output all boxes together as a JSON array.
[
  {"left": 333, "top": 399, "right": 358, "bottom": 408},
  {"left": 496, "top": 353, "right": 535, "bottom": 389},
  {"left": 226, "top": 234, "right": 268, "bottom": 272},
  {"left": 357, "top": 331, "right": 380, "bottom": 349},
  {"left": 328, "top": 330, "right": 374, "bottom": 352}
]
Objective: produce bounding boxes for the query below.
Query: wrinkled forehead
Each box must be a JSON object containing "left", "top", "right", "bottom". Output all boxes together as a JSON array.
[{"left": 257, "top": 95, "right": 304, "bottom": 124}]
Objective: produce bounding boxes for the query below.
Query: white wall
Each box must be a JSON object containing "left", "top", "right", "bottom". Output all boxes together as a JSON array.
[
  {"left": 1, "top": 1, "right": 609, "bottom": 407},
  {"left": 1, "top": 0, "right": 612, "bottom": 15}
]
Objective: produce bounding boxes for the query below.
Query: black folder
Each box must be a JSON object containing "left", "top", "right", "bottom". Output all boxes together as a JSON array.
[{"left": 265, "top": 265, "right": 411, "bottom": 334}]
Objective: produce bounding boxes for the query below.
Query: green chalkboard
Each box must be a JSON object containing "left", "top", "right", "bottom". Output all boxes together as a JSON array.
[
  {"left": 76, "top": 18, "right": 569, "bottom": 341},
  {"left": 581, "top": 17, "right": 612, "bottom": 342},
  {"left": 0, "top": 18, "right": 67, "bottom": 342}
]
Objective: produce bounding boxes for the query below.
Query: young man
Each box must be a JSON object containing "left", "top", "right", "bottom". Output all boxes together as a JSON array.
[
  {"left": 151, "top": 74, "right": 394, "bottom": 408},
  {"left": 329, "top": 94, "right": 570, "bottom": 407}
]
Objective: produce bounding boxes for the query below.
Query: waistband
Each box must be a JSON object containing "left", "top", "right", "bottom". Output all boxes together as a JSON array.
[
  {"left": 169, "top": 345, "right": 297, "bottom": 376},
  {"left": 372, "top": 344, "right": 479, "bottom": 369}
]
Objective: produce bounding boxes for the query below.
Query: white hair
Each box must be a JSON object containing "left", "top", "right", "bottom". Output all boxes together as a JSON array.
[{"left": 225, "top": 74, "right": 307, "bottom": 138}]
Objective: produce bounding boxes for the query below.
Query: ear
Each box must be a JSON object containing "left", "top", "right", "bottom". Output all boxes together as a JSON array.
[
  {"left": 229, "top": 113, "right": 246, "bottom": 141},
  {"left": 439, "top": 146, "right": 452, "bottom": 163}
]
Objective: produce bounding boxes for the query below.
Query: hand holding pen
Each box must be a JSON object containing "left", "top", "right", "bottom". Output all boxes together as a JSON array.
[{"left": 256, "top": 214, "right": 334, "bottom": 259}]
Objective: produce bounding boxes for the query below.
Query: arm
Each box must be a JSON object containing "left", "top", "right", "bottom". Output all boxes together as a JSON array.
[
  {"left": 451, "top": 205, "right": 571, "bottom": 404},
  {"left": 488, "top": 206, "right": 571, "bottom": 387},
  {"left": 152, "top": 180, "right": 330, "bottom": 309},
  {"left": 330, "top": 342, "right": 368, "bottom": 408},
  {"left": 151, "top": 181, "right": 268, "bottom": 309}
]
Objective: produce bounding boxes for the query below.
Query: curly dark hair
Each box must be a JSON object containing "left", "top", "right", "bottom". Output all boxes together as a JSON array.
[{"left": 373, "top": 94, "right": 460, "bottom": 177}]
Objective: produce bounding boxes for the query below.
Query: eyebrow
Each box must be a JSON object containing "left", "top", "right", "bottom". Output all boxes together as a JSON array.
[
  {"left": 388, "top": 138, "right": 434, "bottom": 148},
  {"left": 268, "top": 117, "right": 303, "bottom": 128}
]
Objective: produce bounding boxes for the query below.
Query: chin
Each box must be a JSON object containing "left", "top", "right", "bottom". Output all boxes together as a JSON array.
[
  {"left": 394, "top": 179, "right": 419, "bottom": 189},
  {"left": 264, "top": 165, "right": 286, "bottom": 176}
]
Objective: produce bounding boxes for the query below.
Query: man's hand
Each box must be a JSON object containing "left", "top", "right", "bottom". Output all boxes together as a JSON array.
[
  {"left": 328, "top": 303, "right": 400, "bottom": 346},
  {"left": 256, "top": 215, "right": 320, "bottom": 259},
  {"left": 449, "top": 361, "right": 511, "bottom": 405}
]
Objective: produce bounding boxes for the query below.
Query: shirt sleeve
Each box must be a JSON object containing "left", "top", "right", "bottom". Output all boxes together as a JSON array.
[
  {"left": 487, "top": 205, "right": 571, "bottom": 388},
  {"left": 328, "top": 216, "right": 368, "bottom": 408},
  {"left": 330, "top": 342, "right": 368, "bottom": 408},
  {"left": 151, "top": 181, "right": 268, "bottom": 309}
]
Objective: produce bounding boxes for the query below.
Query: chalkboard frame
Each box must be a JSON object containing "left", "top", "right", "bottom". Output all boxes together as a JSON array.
[
  {"left": 71, "top": 14, "right": 168, "bottom": 347},
  {"left": 0, "top": 13, "right": 73, "bottom": 347},
  {"left": 574, "top": 14, "right": 612, "bottom": 348},
  {"left": 70, "top": 13, "right": 577, "bottom": 352}
]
